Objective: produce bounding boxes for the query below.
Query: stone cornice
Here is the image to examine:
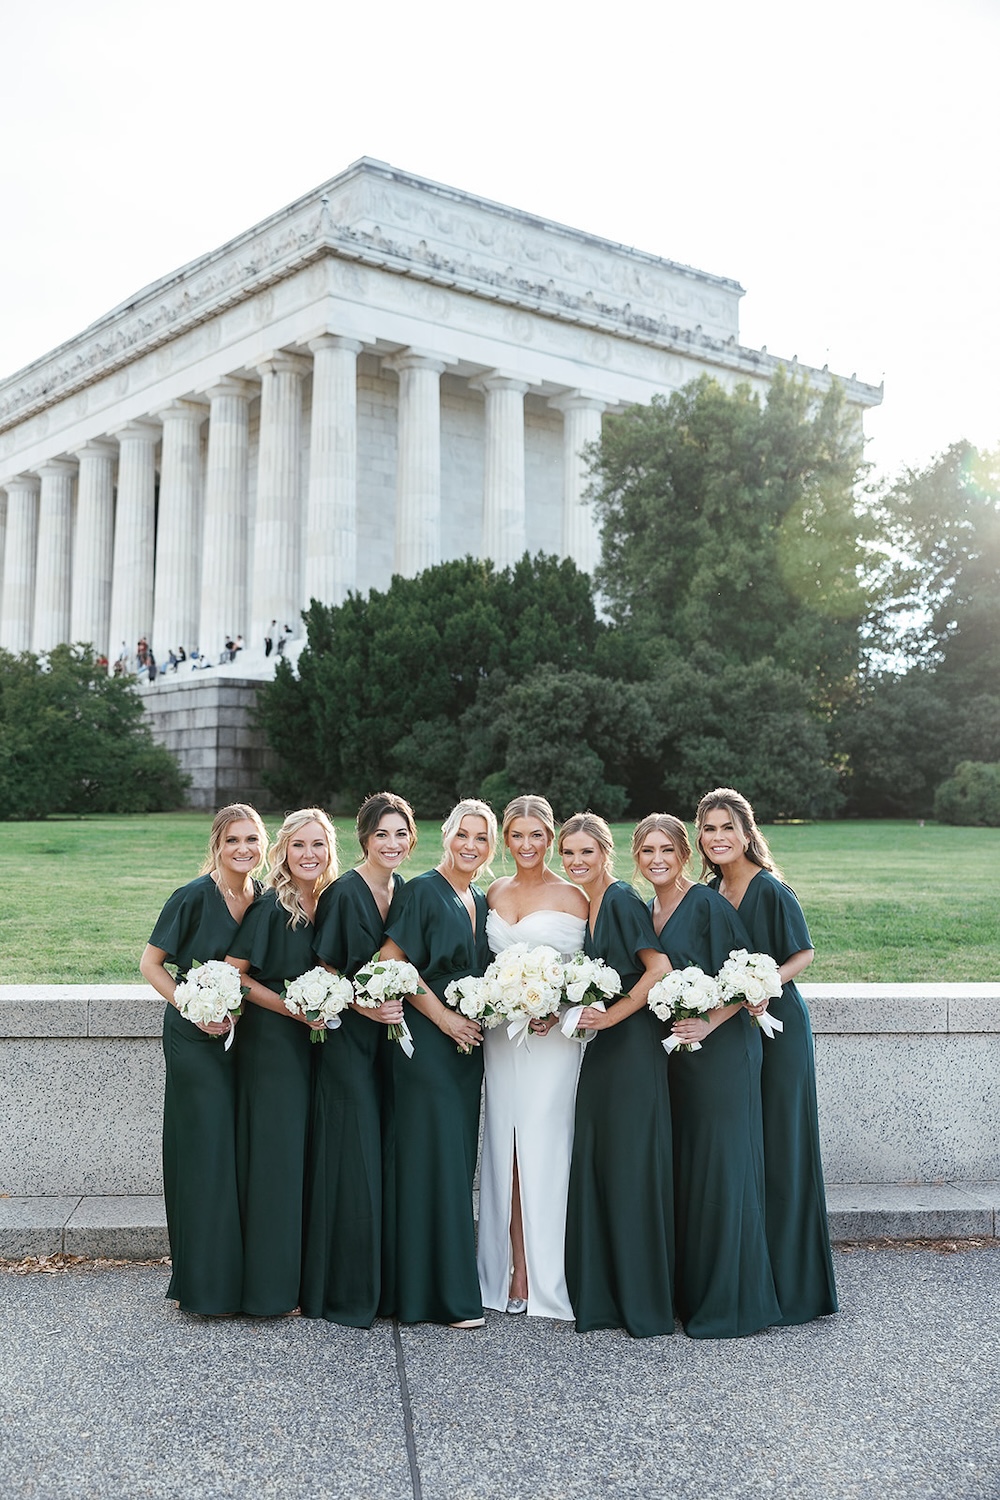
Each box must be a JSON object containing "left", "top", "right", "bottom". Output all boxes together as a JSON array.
[{"left": 0, "top": 158, "right": 883, "bottom": 434}]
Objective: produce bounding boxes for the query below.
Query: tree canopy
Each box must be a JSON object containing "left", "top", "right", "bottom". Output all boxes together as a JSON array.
[{"left": 0, "top": 644, "right": 189, "bottom": 819}]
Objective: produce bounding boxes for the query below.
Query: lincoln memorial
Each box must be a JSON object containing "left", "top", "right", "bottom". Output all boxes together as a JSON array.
[{"left": 0, "top": 158, "right": 881, "bottom": 803}]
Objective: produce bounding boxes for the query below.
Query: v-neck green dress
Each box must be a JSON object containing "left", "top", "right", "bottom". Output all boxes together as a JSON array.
[
  {"left": 379, "top": 869, "right": 491, "bottom": 1325},
  {"left": 655, "top": 884, "right": 780, "bottom": 1338},
  {"left": 227, "top": 889, "right": 316, "bottom": 1316},
  {"left": 565, "top": 880, "right": 675, "bottom": 1337},
  {"left": 149, "top": 872, "right": 259, "bottom": 1315},
  {"left": 727, "top": 869, "right": 838, "bottom": 1325},
  {"left": 300, "top": 868, "right": 402, "bottom": 1327}
]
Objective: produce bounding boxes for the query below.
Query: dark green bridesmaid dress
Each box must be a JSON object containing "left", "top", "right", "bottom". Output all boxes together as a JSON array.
[
  {"left": 227, "top": 890, "right": 316, "bottom": 1316},
  {"left": 565, "top": 880, "right": 675, "bottom": 1337},
  {"left": 149, "top": 873, "right": 259, "bottom": 1314},
  {"left": 379, "top": 870, "right": 490, "bottom": 1325},
  {"left": 656, "top": 884, "right": 780, "bottom": 1338},
  {"left": 730, "top": 868, "right": 838, "bottom": 1324},
  {"left": 300, "top": 868, "right": 402, "bottom": 1326}
]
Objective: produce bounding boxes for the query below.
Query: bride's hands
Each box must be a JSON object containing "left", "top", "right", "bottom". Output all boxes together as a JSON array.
[{"left": 529, "top": 1014, "right": 559, "bottom": 1036}]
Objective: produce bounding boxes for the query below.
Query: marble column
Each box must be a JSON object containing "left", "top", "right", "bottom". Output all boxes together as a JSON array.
[
  {"left": 31, "top": 459, "right": 77, "bottom": 650},
  {"left": 199, "top": 378, "right": 254, "bottom": 659},
  {"left": 152, "top": 400, "right": 206, "bottom": 659},
  {"left": 473, "top": 373, "right": 528, "bottom": 567},
  {"left": 252, "top": 352, "right": 309, "bottom": 641},
  {"left": 0, "top": 475, "right": 40, "bottom": 651},
  {"left": 550, "top": 394, "right": 605, "bottom": 573},
  {"left": 305, "top": 334, "right": 362, "bottom": 607},
  {"left": 384, "top": 351, "right": 447, "bottom": 577},
  {"left": 70, "top": 439, "right": 117, "bottom": 658},
  {"left": 108, "top": 420, "right": 159, "bottom": 666}
]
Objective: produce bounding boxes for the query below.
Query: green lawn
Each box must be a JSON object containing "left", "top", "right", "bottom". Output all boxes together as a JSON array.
[{"left": 0, "top": 814, "right": 996, "bottom": 984}]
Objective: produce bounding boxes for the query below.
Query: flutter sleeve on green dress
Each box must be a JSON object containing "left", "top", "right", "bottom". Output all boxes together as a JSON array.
[
  {"left": 299, "top": 869, "right": 402, "bottom": 1326},
  {"left": 149, "top": 873, "right": 253, "bottom": 1315},
  {"left": 567, "top": 880, "right": 675, "bottom": 1337},
  {"left": 379, "top": 870, "right": 488, "bottom": 1325},
  {"left": 658, "top": 884, "right": 780, "bottom": 1338},
  {"left": 227, "top": 889, "right": 316, "bottom": 1316},
  {"left": 736, "top": 869, "right": 838, "bottom": 1325}
]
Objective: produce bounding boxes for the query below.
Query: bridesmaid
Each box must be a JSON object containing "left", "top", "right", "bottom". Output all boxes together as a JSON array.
[
  {"left": 226, "top": 808, "right": 337, "bottom": 1316},
  {"left": 634, "top": 813, "right": 780, "bottom": 1339},
  {"left": 478, "top": 794, "right": 589, "bottom": 1321},
  {"left": 559, "top": 812, "right": 673, "bottom": 1337},
  {"left": 140, "top": 803, "right": 267, "bottom": 1315},
  {"left": 378, "top": 798, "right": 495, "bottom": 1328},
  {"left": 695, "top": 786, "right": 838, "bottom": 1325},
  {"left": 301, "top": 791, "right": 416, "bottom": 1326}
]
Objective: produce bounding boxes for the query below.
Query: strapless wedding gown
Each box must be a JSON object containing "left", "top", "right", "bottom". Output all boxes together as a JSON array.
[{"left": 477, "top": 908, "right": 587, "bottom": 1320}]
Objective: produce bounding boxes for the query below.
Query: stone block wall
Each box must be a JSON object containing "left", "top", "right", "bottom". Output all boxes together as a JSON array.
[
  {"left": 2, "top": 983, "right": 998, "bottom": 1200},
  {"left": 141, "top": 675, "right": 278, "bottom": 811}
]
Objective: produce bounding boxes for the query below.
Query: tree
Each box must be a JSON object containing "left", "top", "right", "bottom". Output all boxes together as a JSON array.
[
  {"left": 590, "top": 371, "right": 878, "bottom": 700},
  {"left": 878, "top": 442, "right": 1000, "bottom": 687},
  {"left": 0, "top": 644, "right": 188, "bottom": 819},
  {"left": 254, "top": 554, "right": 603, "bottom": 812},
  {"left": 934, "top": 762, "right": 1000, "bottom": 827}
]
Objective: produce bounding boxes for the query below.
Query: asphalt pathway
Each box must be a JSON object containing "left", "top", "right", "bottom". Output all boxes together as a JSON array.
[{"left": 1, "top": 1245, "right": 997, "bottom": 1499}]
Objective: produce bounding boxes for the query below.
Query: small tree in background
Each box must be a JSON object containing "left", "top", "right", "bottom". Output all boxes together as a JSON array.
[
  {"left": 933, "top": 762, "right": 1000, "bottom": 827},
  {"left": 0, "top": 644, "right": 188, "bottom": 819}
]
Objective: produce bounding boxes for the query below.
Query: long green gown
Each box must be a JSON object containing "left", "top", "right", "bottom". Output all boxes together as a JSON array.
[
  {"left": 565, "top": 880, "right": 675, "bottom": 1337},
  {"left": 149, "top": 873, "right": 259, "bottom": 1314},
  {"left": 655, "top": 884, "right": 780, "bottom": 1338},
  {"left": 380, "top": 870, "right": 490, "bottom": 1325},
  {"left": 728, "top": 868, "right": 838, "bottom": 1324},
  {"left": 227, "top": 890, "right": 316, "bottom": 1316},
  {"left": 300, "top": 868, "right": 402, "bottom": 1326}
]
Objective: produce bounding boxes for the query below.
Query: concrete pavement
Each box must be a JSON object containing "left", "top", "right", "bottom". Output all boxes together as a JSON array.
[{"left": 1, "top": 1245, "right": 997, "bottom": 1499}]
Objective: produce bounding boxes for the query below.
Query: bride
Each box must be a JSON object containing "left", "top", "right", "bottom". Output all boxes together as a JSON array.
[{"left": 478, "top": 794, "right": 589, "bottom": 1320}]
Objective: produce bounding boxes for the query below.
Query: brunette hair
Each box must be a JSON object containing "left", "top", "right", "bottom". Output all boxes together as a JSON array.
[
  {"left": 557, "top": 811, "right": 615, "bottom": 878},
  {"left": 630, "top": 813, "right": 692, "bottom": 884},
  {"left": 355, "top": 791, "right": 418, "bottom": 856},
  {"left": 267, "top": 807, "right": 338, "bottom": 927},
  {"left": 694, "top": 787, "right": 781, "bottom": 881},
  {"left": 199, "top": 803, "right": 269, "bottom": 883}
]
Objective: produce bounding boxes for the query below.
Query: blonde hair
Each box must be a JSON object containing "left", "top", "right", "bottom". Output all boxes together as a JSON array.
[
  {"left": 631, "top": 813, "right": 692, "bottom": 885},
  {"left": 267, "top": 807, "right": 338, "bottom": 927},
  {"left": 695, "top": 787, "right": 781, "bottom": 881},
  {"left": 199, "top": 803, "right": 269, "bottom": 883},
  {"left": 557, "top": 811, "right": 615, "bottom": 879},
  {"left": 440, "top": 798, "right": 498, "bottom": 880},
  {"left": 501, "top": 794, "right": 556, "bottom": 859}
]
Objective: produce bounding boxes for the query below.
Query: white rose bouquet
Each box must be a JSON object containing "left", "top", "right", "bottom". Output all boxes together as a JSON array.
[
  {"left": 353, "top": 954, "right": 423, "bottom": 1057},
  {"left": 716, "top": 949, "right": 784, "bottom": 1038},
  {"left": 558, "top": 952, "right": 621, "bottom": 1042},
  {"left": 443, "top": 973, "right": 505, "bottom": 1053},
  {"left": 282, "top": 965, "right": 355, "bottom": 1044},
  {"left": 647, "top": 965, "right": 724, "bottom": 1052},
  {"left": 173, "top": 959, "right": 245, "bottom": 1049},
  {"left": 483, "top": 942, "right": 565, "bottom": 1046}
]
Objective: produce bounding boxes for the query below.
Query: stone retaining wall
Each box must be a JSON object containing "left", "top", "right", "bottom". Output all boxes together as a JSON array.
[{"left": 2, "top": 984, "right": 998, "bottom": 1197}]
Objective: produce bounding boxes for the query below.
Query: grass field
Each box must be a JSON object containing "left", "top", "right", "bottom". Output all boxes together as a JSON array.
[{"left": 1, "top": 814, "right": 997, "bottom": 985}]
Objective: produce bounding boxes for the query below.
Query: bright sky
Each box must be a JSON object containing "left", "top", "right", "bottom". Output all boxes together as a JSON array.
[{"left": 1, "top": 0, "right": 996, "bottom": 486}]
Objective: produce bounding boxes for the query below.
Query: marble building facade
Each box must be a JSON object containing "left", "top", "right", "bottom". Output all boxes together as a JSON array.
[{"left": 0, "top": 157, "right": 882, "bottom": 671}]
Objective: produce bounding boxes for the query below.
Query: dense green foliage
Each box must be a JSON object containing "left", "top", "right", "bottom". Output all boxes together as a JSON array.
[
  {"left": 255, "top": 554, "right": 604, "bottom": 815},
  {"left": 842, "top": 443, "right": 1000, "bottom": 815},
  {"left": 0, "top": 645, "right": 189, "bottom": 819},
  {"left": 934, "top": 761, "right": 1000, "bottom": 826},
  {"left": 255, "top": 375, "right": 996, "bottom": 822}
]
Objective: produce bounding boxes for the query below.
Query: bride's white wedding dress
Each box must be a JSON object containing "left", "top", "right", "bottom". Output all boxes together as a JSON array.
[{"left": 478, "top": 907, "right": 587, "bottom": 1320}]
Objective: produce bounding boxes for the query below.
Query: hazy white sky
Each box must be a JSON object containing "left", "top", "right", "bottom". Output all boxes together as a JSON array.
[{"left": 1, "top": 0, "right": 996, "bottom": 485}]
